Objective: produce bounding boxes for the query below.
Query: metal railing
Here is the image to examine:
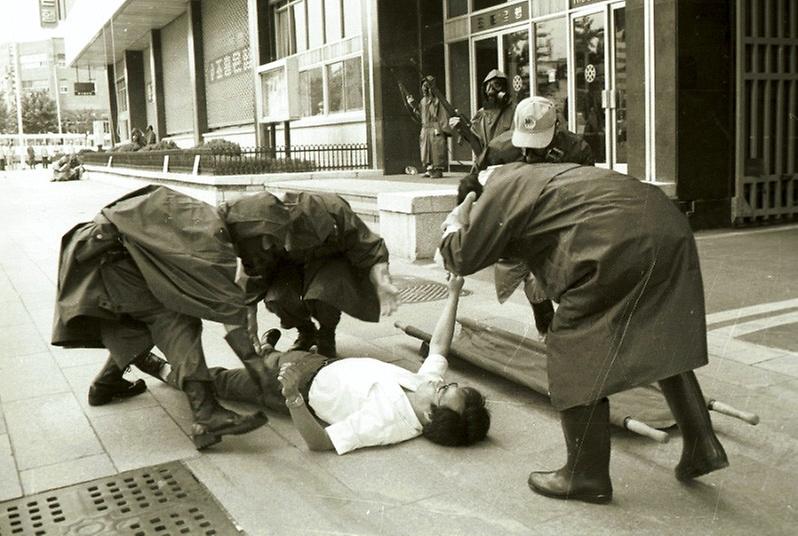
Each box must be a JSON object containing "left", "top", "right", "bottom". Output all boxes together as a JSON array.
[{"left": 80, "top": 144, "right": 370, "bottom": 175}]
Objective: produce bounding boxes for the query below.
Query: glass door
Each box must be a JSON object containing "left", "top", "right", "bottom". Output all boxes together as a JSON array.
[{"left": 570, "top": 2, "right": 626, "bottom": 171}]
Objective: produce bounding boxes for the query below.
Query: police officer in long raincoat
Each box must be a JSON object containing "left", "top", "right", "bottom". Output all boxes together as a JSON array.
[
  {"left": 438, "top": 160, "right": 728, "bottom": 502},
  {"left": 222, "top": 191, "right": 399, "bottom": 359},
  {"left": 52, "top": 185, "right": 279, "bottom": 449}
]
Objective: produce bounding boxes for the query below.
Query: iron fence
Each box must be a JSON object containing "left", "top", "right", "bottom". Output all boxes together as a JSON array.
[{"left": 80, "top": 144, "right": 370, "bottom": 175}]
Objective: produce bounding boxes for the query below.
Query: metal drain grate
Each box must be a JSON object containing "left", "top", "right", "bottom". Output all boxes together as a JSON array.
[
  {"left": 0, "top": 462, "right": 241, "bottom": 536},
  {"left": 395, "top": 275, "right": 471, "bottom": 304}
]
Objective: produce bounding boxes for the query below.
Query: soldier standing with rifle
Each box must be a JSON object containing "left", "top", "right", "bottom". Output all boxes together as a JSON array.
[
  {"left": 405, "top": 79, "right": 451, "bottom": 178},
  {"left": 449, "top": 70, "right": 516, "bottom": 167}
]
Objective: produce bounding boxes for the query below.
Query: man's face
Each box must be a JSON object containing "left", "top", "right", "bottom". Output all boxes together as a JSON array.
[{"left": 417, "top": 379, "right": 467, "bottom": 424}]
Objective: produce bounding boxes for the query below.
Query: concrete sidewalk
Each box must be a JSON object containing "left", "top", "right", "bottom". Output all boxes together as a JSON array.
[{"left": 1, "top": 168, "right": 797, "bottom": 535}]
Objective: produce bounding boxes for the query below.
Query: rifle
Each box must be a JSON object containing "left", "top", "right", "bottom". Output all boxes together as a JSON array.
[{"left": 408, "top": 58, "right": 483, "bottom": 156}]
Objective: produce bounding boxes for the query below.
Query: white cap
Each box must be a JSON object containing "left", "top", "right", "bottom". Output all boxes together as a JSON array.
[{"left": 511, "top": 96, "right": 557, "bottom": 149}]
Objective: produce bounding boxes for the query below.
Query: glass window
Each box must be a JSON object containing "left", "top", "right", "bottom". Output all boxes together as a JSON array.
[
  {"left": 325, "top": 0, "right": 342, "bottom": 42},
  {"left": 307, "top": 0, "right": 323, "bottom": 49},
  {"left": 299, "top": 67, "right": 324, "bottom": 116},
  {"left": 503, "top": 29, "right": 530, "bottom": 104},
  {"left": 327, "top": 61, "right": 344, "bottom": 113},
  {"left": 342, "top": 0, "right": 361, "bottom": 38},
  {"left": 293, "top": 1, "right": 308, "bottom": 52},
  {"left": 274, "top": 5, "right": 292, "bottom": 58},
  {"left": 534, "top": 17, "right": 568, "bottom": 123},
  {"left": 473, "top": 0, "right": 506, "bottom": 12},
  {"left": 447, "top": 0, "right": 468, "bottom": 18},
  {"left": 343, "top": 56, "right": 363, "bottom": 110}
]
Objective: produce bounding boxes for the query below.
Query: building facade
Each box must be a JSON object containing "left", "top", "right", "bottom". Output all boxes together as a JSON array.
[
  {"left": 61, "top": 0, "right": 797, "bottom": 228},
  {"left": 0, "top": 38, "right": 110, "bottom": 135}
]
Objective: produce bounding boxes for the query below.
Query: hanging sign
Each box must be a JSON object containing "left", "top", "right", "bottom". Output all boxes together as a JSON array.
[
  {"left": 39, "top": 0, "right": 57, "bottom": 27},
  {"left": 471, "top": 1, "right": 528, "bottom": 33}
]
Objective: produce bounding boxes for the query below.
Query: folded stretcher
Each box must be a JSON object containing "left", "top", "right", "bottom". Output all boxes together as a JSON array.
[{"left": 396, "top": 316, "right": 759, "bottom": 443}]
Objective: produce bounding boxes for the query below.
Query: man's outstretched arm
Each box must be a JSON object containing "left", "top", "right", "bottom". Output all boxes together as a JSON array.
[
  {"left": 428, "top": 275, "right": 464, "bottom": 357},
  {"left": 278, "top": 362, "right": 334, "bottom": 452}
]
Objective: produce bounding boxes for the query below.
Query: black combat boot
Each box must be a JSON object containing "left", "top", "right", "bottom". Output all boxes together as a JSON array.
[
  {"left": 658, "top": 371, "right": 729, "bottom": 481},
  {"left": 528, "top": 398, "right": 613, "bottom": 504},
  {"left": 316, "top": 324, "right": 337, "bottom": 358},
  {"left": 88, "top": 356, "right": 147, "bottom": 406},
  {"left": 225, "top": 327, "right": 289, "bottom": 414},
  {"left": 183, "top": 381, "right": 268, "bottom": 449},
  {"left": 132, "top": 351, "right": 170, "bottom": 382},
  {"left": 288, "top": 322, "right": 317, "bottom": 352}
]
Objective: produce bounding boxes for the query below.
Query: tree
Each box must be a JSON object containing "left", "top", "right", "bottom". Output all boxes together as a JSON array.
[
  {"left": 20, "top": 90, "right": 58, "bottom": 133},
  {"left": 61, "top": 109, "right": 106, "bottom": 135},
  {"left": 0, "top": 92, "right": 11, "bottom": 133}
]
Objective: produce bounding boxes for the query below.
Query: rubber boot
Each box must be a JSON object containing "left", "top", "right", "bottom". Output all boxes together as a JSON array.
[
  {"left": 288, "top": 321, "right": 317, "bottom": 352},
  {"left": 658, "top": 371, "right": 729, "bottom": 481},
  {"left": 225, "top": 327, "right": 289, "bottom": 415},
  {"left": 183, "top": 381, "right": 268, "bottom": 449},
  {"left": 132, "top": 351, "right": 170, "bottom": 383},
  {"left": 528, "top": 398, "right": 613, "bottom": 504},
  {"left": 316, "top": 324, "right": 337, "bottom": 358},
  {"left": 88, "top": 356, "right": 147, "bottom": 406}
]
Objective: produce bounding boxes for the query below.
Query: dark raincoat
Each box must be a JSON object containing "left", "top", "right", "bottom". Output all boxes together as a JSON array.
[
  {"left": 418, "top": 96, "right": 450, "bottom": 169},
  {"left": 439, "top": 163, "right": 708, "bottom": 409},
  {"left": 223, "top": 192, "right": 389, "bottom": 322},
  {"left": 52, "top": 185, "right": 247, "bottom": 348},
  {"left": 478, "top": 129, "right": 595, "bottom": 171},
  {"left": 469, "top": 101, "right": 516, "bottom": 162}
]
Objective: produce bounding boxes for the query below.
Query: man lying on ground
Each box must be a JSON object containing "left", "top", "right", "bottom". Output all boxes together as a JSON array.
[{"left": 146, "top": 275, "right": 491, "bottom": 454}]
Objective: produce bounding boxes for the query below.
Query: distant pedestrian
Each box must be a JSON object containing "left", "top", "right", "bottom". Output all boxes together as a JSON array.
[
  {"left": 0, "top": 145, "right": 6, "bottom": 171},
  {"left": 406, "top": 79, "right": 451, "bottom": 178},
  {"left": 26, "top": 144, "right": 36, "bottom": 169},
  {"left": 41, "top": 146, "right": 50, "bottom": 168}
]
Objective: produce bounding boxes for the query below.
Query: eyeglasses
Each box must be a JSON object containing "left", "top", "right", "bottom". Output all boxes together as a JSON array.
[{"left": 436, "top": 382, "right": 458, "bottom": 402}]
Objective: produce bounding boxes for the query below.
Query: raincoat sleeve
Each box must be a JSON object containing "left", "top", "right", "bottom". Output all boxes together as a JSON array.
[{"left": 439, "top": 174, "right": 531, "bottom": 276}]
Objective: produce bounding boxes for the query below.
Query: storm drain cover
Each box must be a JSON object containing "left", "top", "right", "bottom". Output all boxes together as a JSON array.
[
  {"left": 0, "top": 461, "right": 241, "bottom": 536},
  {"left": 394, "top": 275, "right": 471, "bottom": 304}
]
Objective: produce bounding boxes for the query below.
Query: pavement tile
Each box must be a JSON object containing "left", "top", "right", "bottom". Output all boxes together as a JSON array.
[
  {"left": 755, "top": 355, "right": 798, "bottom": 378},
  {"left": 4, "top": 392, "right": 104, "bottom": 471},
  {"left": 92, "top": 405, "right": 199, "bottom": 472},
  {"left": 0, "top": 323, "right": 49, "bottom": 359},
  {"left": 19, "top": 453, "right": 117, "bottom": 495},
  {"left": 0, "top": 433, "right": 22, "bottom": 501},
  {"left": 0, "top": 298, "right": 30, "bottom": 328},
  {"left": 0, "top": 351, "right": 71, "bottom": 402}
]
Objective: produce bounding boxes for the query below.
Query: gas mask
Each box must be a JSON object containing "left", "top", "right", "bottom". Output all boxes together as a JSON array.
[{"left": 484, "top": 80, "right": 508, "bottom": 105}]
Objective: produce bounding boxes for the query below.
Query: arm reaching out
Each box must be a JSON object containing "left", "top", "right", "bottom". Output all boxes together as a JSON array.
[
  {"left": 278, "top": 363, "right": 334, "bottom": 451},
  {"left": 428, "top": 275, "right": 464, "bottom": 357}
]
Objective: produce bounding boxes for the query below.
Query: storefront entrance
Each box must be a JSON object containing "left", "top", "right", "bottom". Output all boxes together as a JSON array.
[{"left": 570, "top": 2, "right": 626, "bottom": 172}]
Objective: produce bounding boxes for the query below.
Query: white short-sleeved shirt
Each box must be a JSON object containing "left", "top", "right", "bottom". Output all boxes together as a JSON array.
[{"left": 307, "top": 354, "right": 448, "bottom": 455}]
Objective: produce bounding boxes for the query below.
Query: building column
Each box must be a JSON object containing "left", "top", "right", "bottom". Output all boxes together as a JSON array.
[
  {"left": 364, "top": 0, "right": 445, "bottom": 174},
  {"left": 187, "top": 0, "right": 208, "bottom": 147},
  {"left": 148, "top": 30, "right": 167, "bottom": 141},
  {"left": 106, "top": 62, "right": 119, "bottom": 146},
  {"left": 124, "top": 50, "right": 147, "bottom": 135},
  {"left": 656, "top": 0, "right": 734, "bottom": 229}
]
